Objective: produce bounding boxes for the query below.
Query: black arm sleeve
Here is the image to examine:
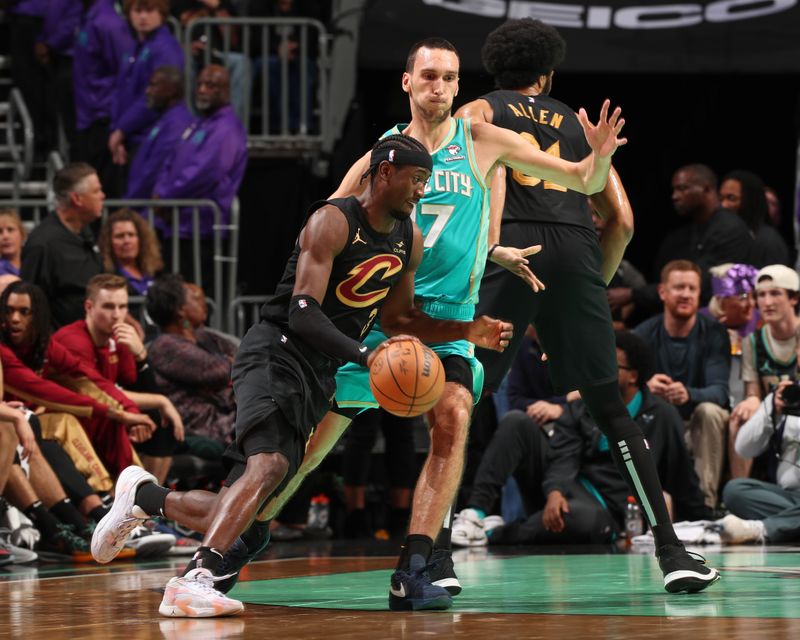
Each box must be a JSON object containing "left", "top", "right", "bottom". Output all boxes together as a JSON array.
[{"left": 288, "top": 295, "right": 371, "bottom": 367}]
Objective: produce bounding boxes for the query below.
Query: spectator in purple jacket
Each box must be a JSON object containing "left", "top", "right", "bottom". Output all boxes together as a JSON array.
[
  {"left": 108, "top": 0, "right": 183, "bottom": 168},
  {"left": 125, "top": 66, "right": 192, "bottom": 200},
  {"left": 153, "top": 64, "right": 247, "bottom": 286},
  {"left": 72, "top": 0, "right": 135, "bottom": 179},
  {"left": 35, "top": 0, "right": 82, "bottom": 151}
]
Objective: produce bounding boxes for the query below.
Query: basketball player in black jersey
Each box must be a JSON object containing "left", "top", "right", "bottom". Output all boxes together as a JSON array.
[
  {"left": 91, "top": 134, "right": 513, "bottom": 617},
  {"left": 454, "top": 18, "right": 719, "bottom": 593}
]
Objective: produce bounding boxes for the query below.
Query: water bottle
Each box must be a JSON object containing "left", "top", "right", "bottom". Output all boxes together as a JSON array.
[
  {"left": 308, "top": 494, "right": 330, "bottom": 530},
  {"left": 624, "top": 495, "right": 643, "bottom": 540}
]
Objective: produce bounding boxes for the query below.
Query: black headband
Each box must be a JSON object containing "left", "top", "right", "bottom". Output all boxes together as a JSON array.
[{"left": 360, "top": 147, "right": 433, "bottom": 181}]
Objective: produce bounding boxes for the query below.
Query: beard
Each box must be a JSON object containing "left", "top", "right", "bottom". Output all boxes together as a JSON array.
[{"left": 390, "top": 207, "right": 411, "bottom": 221}]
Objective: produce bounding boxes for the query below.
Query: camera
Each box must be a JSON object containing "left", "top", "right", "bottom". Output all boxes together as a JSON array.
[{"left": 779, "top": 381, "right": 800, "bottom": 416}]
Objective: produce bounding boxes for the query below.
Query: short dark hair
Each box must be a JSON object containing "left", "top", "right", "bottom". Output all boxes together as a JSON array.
[
  {"left": 123, "top": 0, "right": 169, "bottom": 20},
  {"left": 152, "top": 64, "right": 184, "bottom": 99},
  {"left": 145, "top": 273, "right": 186, "bottom": 328},
  {"left": 482, "top": 18, "right": 566, "bottom": 89},
  {"left": 615, "top": 330, "right": 655, "bottom": 386},
  {"left": 0, "top": 280, "right": 51, "bottom": 371},
  {"left": 405, "top": 37, "right": 459, "bottom": 73},
  {"left": 53, "top": 162, "right": 97, "bottom": 208},
  {"left": 363, "top": 134, "right": 429, "bottom": 183},
  {"left": 676, "top": 163, "right": 718, "bottom": 191}
]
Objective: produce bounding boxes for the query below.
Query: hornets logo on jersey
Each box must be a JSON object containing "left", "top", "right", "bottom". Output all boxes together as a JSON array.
[{"left": 387, "top": 119, "right": 488, "bottom": 309}]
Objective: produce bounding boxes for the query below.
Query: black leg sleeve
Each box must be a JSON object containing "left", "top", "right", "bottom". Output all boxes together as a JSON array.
[{"left": 580, "top": 381, "right": 679, "bottom": 548}]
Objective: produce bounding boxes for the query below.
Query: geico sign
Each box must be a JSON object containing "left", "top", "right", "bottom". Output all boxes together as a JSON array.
[{"left": 423, "top": 0, "right": 796, "bottom": 28}]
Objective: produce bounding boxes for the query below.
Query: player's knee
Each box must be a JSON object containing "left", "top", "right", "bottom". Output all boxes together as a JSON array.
[{"left": 243, "top": 451, "right": 290, "bottom": 493}]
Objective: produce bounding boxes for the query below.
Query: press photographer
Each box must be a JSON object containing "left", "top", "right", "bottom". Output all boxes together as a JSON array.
[{"left": 717, "top": 364, "right": 800, "bottom": 545}]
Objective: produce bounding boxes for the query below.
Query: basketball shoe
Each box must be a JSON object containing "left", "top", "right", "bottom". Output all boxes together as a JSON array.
[
  {"left": 427, "top": 548, "right": 461, "bottom": 595},
  {"left": 389, "top": 553, "right": 453, "bottom": 611},
  {"left": 657, "top": 543, "right": 720, "bottom": 593},
  {"left": 215, "top": 531, "right": 272, "bottom": 594},
  {"left": 159, "top": 568, "right": 244, "bottom": 618},
  {"left": 91, "top": 465, "right": 157, "bottom": 563}
]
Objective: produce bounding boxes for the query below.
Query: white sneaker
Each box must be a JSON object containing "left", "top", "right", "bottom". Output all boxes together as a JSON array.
[
  {"left": 124, "top": 526, "right": 176, "bottom": 558},
  {"left": 452, "top": 508, "right": 488, "bottom": 547},
  {"left": 719, "top": 514, "right": 767, "bottom": 544},
  {"left": 159, "top": 568, "right": 244, "bottom": 618},
  {"left": 91, "top": 466, "right": 157, "bottom": 563},
  {"left": 483, "top": 514, "right": 505, "bottom": 536}
]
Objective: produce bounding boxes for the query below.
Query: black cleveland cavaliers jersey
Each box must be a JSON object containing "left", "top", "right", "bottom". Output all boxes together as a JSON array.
[
  {"left": 261, "top": 196, "right": 414, "bottom": 353},
  {"left": 482, "top": 90, "right": 593, "bottom": 230}
]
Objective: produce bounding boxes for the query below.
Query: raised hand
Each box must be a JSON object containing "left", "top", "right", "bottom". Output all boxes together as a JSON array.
[
  {"left": 467, "top": 315, "right": 513, "bottom": 352},
  {"left": 490, "top": 244, "right": 546, "bottom": 292},
  {"left": 577, "top": 99, "right": 627, "bottom": 159}
]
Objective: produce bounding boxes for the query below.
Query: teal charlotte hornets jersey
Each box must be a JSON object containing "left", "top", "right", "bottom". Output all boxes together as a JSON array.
[{"left": 385, "top": 119, "right": 488, "bottom": 313}]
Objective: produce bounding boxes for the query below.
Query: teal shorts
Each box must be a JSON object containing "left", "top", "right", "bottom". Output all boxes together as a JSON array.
[{"left": 335, "top": 327, "right": 484, "bottom": 415}]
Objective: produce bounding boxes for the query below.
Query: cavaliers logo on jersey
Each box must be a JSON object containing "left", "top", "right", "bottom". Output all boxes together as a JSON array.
[{"left": 336, "top": 254, "right": 403, "bottom": 309}]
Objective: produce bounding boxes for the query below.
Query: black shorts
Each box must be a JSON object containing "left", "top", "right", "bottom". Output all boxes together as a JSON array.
[
  {"left": 476, "top": 222, "right": 617, "bottom": 394},
  {"left": 231, "top": 320, "right": 336, "bottom": 444},
  {"left": 223, "top": 404, "right": 305, "bottom": 490}
]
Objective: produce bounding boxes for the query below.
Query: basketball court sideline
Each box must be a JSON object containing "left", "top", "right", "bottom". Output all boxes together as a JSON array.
[{"left": 1, "top": 539, "right": 799, "bottom": 639}]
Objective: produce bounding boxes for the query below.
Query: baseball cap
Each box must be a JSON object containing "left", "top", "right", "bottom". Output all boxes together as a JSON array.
[{"left": 755, "top": 264, "right": 800, "bottom": 292}]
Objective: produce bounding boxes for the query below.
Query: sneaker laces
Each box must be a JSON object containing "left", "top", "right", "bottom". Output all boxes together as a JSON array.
[{"left": 186, "top": 570, "right": 234, "bottom": 597}]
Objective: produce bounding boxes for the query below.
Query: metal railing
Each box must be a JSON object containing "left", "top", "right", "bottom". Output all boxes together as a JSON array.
[
  {"left": 6, "top": 88, "right": 34, "bottom": 197},
  {"left": 227, "top": 294, "right": 268, "bottom": 338},
  {"left": 0, "top": 197, "right": 239, "bottom": 331},
  {"left": 183, "top": 16, "right": 329, "bottom": 147}
]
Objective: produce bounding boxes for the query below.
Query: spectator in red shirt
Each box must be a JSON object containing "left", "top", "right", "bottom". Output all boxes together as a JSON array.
[
  {"left": 0, "top": 281, "right": 155, "bottom": 476},
  {"left": 54, "top": 274, "right": 184, "bottom": 483}
]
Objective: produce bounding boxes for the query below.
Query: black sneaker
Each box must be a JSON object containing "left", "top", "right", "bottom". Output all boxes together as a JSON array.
[
  {"left": 215, "top": 531, "right": 272, "bottom": 594},
  {"left": 658, "top": 543, "right": 720, "bottom": 593},
  {"left": 428, "top": 548, "right": 462, "bottom": 595},
  {"left": 37, "top": 524, "right": 93, "bottom": 562},
  {"left": 388, "top": 554, "right": 453, "bottom": 611}
]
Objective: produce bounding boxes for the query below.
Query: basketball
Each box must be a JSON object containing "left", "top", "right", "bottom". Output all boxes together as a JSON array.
[{"left": 369, "top": 339, "right": 445, "bottom": 417}]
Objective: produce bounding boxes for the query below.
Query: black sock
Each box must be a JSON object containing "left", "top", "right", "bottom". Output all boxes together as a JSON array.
[
  {"left": 396, "top": 534, "right": 433, "bottom": 570},
  {"left": 50, "top": 498, "right": 87, "bottom": 532},
  {"left": 88, "top": 506, "right": 109, "bottom": 523},
  {"left": 183, "top": 546, "right": 223, "bottom": 576},
  {"left": 241, "top": 520, "right": 271, "bottom": 555},
  {"left": 24, "top": 501, "right": 61, "bottom": 540},
  {"left": 134, "top": 483, "right": 171, "bottom": 517},
  {"left": 581, "top": 382, "right": 679, "bottom": 549}
]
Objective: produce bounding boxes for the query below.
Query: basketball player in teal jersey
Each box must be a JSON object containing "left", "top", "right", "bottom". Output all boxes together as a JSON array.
[
  {"left": 213, "top": 37, "right": 627, "bottom": 612},
  {"left": 455, "top": 19, "right": 719, "bottom": 594}
]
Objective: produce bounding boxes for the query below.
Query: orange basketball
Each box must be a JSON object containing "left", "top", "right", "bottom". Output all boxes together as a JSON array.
[{"left": 369, "top": 339, "right": 445, "bottom": 417}]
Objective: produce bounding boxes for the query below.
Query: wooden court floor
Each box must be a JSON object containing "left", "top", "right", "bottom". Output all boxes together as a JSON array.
[{"left": 1, "top": 541, "right": 799, "bottom": 639}]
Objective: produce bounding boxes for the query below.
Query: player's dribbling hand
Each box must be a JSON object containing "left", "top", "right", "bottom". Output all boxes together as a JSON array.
[
  {"left": 367, "top": 334, "right": 421, "bottom": 367},
  {"left": 490, "top": 245, "right": 546, "bottom": 292},
  {"left": 578, "top": 99, "right": 627, "bottom": 159},
  {"left": 467, "top": 316, "right": 512, "bottom": 352}
]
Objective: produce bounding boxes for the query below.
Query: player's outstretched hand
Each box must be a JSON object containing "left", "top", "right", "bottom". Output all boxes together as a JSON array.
[
  {"left": 468, "top": 316, "right": 513, "bottom": 352},
  {"left": 578, "top": 99, "right": 627, "bottom": 159},
  {"left": 367, "top": 334, "right": 421, "bottom": 367},
  {"left": 490, "top": 244, "right": 545, "bottom": 292}
]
